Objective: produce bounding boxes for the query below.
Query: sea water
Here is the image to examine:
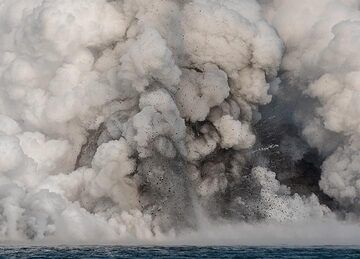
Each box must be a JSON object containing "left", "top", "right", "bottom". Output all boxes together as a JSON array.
[{"left": 0, "top": 246, "right": 359, "bottom": 258}]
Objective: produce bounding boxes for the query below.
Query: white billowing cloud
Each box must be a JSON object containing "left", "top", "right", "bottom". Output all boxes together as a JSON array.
[
  {"left": 125, "top": 89, "right": 186, "bottom": 158},
  {"left": 214, "top": 115, "right": 255, "bottom": 149},
  {"left": 13, "top": 0, "right": 127, "bottom": 56},
  {"left": 0, "top": 115, "right": 21, "bottom": 136},
  {"left": 89, "top": 139, "right": 138, "bottom": 208},
  {"left": 262, "top": 0, "right": 360, "bottom": 209},
  {"left": 18, "top": 132, "right": 71, "bottom": 174},
  {"left": 0, "top": 0, "right": 147, "bottom": 242},
  {"left": 182, "top": 0, "right": 282, "bottom": 76},
  {"left": 182, "top": 0, "right": 282, "bottom": 113},
  {"left": 307, "top": 72, "right": 360, "bottom": 135},
  {"left": 320, "top": 137, "right": 360, "bottom": 209},
  {"left": 176, "top": 64, "right": 230, "bottom": 122},
  {"left": 231, "top": 67, "right": 272, "bottom": 105},
  {"left": 118, "top": 28, "right": 181, "bottom": 93},
  {"left": 1, "top": 0, "right": 349, "bottom": 244},
  {"left": 0, "top": 136, "right": 24, "bottom": 173}
]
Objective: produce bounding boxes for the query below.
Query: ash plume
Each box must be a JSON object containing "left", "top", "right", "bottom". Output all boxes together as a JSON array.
[{"left": 0, "top": 0, "right": 359, "bottom": 243}]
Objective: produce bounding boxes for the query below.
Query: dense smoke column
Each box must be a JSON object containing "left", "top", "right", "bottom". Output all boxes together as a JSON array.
[
  {"left": 0, "top": 0, "right": 352, "bottom": 242},
  {"left": 76, "top": 0, "right": 288, "bottom": 231}
]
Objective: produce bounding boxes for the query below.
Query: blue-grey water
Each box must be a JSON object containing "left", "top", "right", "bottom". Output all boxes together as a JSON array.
[{"left": 0, "top": 246, "right": 359, "bottom": 258}]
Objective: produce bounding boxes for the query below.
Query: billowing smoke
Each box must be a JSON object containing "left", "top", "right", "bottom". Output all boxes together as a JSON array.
[
  {"left": 262, "top": 0, "right": 360, "bottom": 214},
  {"left": 0, "top": 0, "right": 358, "bottom": 243}
]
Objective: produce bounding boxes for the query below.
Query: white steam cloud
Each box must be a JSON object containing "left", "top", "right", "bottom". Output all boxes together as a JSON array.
[
  {"left": 263, "top": 0, "right": 360, "bottom": 212},
  {"left": 0, "top": 0, "right": 359, "bottom": 244}
]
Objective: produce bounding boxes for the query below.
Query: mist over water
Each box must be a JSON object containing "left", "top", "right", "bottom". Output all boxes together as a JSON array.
[{"left": 0, "top": 0, "right": 360, "bottom": 245}]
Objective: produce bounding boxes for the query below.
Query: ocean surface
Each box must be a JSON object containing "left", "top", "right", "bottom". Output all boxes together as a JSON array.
[{"left": 0, "top": 246, "right": 359, "bottom": 258}]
